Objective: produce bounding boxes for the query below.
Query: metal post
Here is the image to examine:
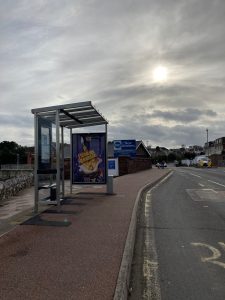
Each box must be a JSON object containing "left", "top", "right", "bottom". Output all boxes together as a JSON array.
[
  {"left": 105, "top": 123, "right": 108, "bottom": 180},
  {"left": 70, "top": 128, "right": 73, "bottom": 194},
  {"left": 61, "top": 126, "right": 65, "bottom": 197},
  {"left": 34, "top": 113, "right": 39, "bottom": 214},
  {"left": 105, "top": 123, "right": 113, "bottom": 194},
  {"left": 107, "top": 175, "right": 114, "bottom": 194},
  {"left": 105, "top": 124, "right": 108, "bottom": 183},
  {"left": 56, "top": 109, "right": 61, "bottom": 211},
  {"left": 206, "top": 128, "right": 209, "bottom": 156}
]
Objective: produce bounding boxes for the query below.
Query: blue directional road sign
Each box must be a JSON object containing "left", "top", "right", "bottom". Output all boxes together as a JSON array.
[{"left": 113, "top": 140, "right": 136, "bottom": 158}]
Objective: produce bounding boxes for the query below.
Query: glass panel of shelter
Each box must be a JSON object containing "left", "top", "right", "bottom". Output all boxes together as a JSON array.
[{"left": 35, "top": 114, "right": 64, "bottom": 211}]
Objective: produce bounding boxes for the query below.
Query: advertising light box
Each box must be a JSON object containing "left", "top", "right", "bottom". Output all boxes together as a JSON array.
[
  {"left": 38, "top": 117, "right": 52, "bottom": 170},
  {"left": 72, "top": 133, "right": 106, "bottom": 184}
]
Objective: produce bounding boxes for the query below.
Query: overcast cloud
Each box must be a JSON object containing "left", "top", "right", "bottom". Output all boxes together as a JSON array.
[{"left": 1, "top": 0, "right": 225, "bottom": 148}]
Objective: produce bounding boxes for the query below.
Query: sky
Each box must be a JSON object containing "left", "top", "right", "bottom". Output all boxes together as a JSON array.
[{"left": 1, "top": 0, "right": 225, "bottom": 149}]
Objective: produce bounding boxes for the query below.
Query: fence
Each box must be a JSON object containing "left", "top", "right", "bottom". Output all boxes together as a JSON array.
[{"left": 118, "top": 157, "right": 152, "bottom": 176}]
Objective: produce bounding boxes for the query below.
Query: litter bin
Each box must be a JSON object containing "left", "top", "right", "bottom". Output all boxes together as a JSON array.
[{"left": 50, "top": 186, "right": 56, "bottom": 201}]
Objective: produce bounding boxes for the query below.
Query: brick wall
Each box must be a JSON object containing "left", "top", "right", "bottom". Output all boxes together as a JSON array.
[
  {"left": 118, "top": 157, "right": 152, "bottom": 176},
  {"left": 64, "top": 157, "right": 152, "bottom": 179},
  {"left": 210, "top": 154, "right": 225, "bottom": 167}
]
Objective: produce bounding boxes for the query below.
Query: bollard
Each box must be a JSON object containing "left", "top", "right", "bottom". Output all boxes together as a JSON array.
[{"left": 107, "top": 175, "right": 114, "bottom": 194}]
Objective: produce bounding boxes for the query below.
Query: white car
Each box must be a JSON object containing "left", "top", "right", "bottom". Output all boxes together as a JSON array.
[{"left": 160, "top": 162, "right": 167, "bottom": 168}]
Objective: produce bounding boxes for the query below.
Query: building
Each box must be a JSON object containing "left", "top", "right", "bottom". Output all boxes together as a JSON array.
[
  {"left": 107, "top": 140, "right": 151, "bottom": 158},
  {"left": 108, "top": 140, "right": 152, "bottom": 176},
  {"left": 204, "top": 137, "right": 225, "bottom": 167},
  {"left": 204, "top": 137, "right": 225, "bottom": 156}
]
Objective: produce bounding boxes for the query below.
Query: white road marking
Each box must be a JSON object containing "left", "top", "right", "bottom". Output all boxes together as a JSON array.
[
  {"left": 142, "top": 171, "right": 172, "bottom": 299},
  {"left": 191, "top": 242, "right": 225, "bottom": 269},
  {"left": 200, "top": 188, "right": 218, "bottom": 193},
  {"left": 208, "top": 180, "right": 225, "bottom": 188},
  {"left": 219, "top": 242, "right": 225, "bottom": 251},
  {"left": 187, "top": 188, "right": 225, "bottom": 202},
  {"left": 143, "top": 191, "right": 161, "bottom": 300},
  {"left": 190, "top": 173, "right": 202, "bottom": 178},
  {"left": 198, "top": 183, "right": 204, "bottom": 187},
  {"left": 212, "top": 189, "right": 218, "bottom": 193}
]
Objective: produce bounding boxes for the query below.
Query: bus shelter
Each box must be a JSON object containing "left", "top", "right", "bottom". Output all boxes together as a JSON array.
[{"left": 31, "top": 101, "right": 108, "bottom": 214}]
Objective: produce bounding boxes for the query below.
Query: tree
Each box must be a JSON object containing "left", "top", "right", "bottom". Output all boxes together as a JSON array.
[
  {"left": 183, "top": 152, "right": 196, "bottom": 160},
  {"left": 168, "top": 152, "right": 176, "bottom": 162},
  {"left": 0, "top": 141, "right": 28, "bottom": 165}
]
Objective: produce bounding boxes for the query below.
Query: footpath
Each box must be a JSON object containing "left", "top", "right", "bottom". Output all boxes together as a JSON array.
[{"left": 0, "top": 168, "right": 170, "bottom": 300}]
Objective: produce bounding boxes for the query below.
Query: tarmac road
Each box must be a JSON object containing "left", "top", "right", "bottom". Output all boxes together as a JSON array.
[{"left": 129, "top": 167, "right": 225, "bottom": 300}]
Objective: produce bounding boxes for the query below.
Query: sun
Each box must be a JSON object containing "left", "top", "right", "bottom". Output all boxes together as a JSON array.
[{"left": 152, "top": 65, "right": 168, "bottom": 83}]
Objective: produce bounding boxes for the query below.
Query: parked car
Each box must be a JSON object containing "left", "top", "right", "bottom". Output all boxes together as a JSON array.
[
  {"left": 192, "top": 155, "right": 211, "bottom": 167},
  {"left": 160, "top": 162, "right": 167, "bottom": 168}
]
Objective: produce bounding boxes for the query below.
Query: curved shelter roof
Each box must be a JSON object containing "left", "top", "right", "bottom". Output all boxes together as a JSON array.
[{"left": 31, "top": 101, "right": 108, "bottom": 128}]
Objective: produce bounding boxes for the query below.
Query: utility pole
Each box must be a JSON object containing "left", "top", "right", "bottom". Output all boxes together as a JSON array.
[{"left": 206, "top": 128, "right": 209, "bottom": 156}]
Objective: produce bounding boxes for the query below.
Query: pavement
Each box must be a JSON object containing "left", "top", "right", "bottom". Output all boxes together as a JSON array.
[{"left": 0, "top": 168, "right": 170, "bottom": 300}]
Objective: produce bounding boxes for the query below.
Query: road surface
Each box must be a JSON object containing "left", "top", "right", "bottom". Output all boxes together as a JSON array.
[{"left": 129, "top": 167, "right": 225, "bottom": 300}]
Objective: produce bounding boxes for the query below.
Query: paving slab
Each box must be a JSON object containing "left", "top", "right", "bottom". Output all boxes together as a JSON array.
[{"left": 0, "top": 168, "right": 170, "bottom": 300}]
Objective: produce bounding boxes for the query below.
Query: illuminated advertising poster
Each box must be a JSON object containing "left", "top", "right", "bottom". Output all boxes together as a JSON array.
[
  {"left": 38, "top": 117, "right": 52, "bottom": 169},
  {"left": 72, "top": 133, "right": 106, "bottom": 184},
  {"left": 41, "top": 127, "right": 50, "bottom": 163}
]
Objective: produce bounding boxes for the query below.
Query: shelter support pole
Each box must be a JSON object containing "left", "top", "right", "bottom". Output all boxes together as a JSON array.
[
  {"left": 56, "top": 109, "right": 61, "bottom": 211},
  {"left": 105, "top": 124, "right": 114, "bottom": 194},
  {"left": 34, "top": 113, "right": 39, "bottom": 214},
  {"left": 105, "top": 123, "right": 108, "bottom": 180},
  {"left": 70, "top": 128, "right": 73, "bottom": 194},
  {"left": 61, "top": 126, "right": 65, "bottom": 197}
]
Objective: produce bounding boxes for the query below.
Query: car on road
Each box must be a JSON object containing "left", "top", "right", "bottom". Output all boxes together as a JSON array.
[
  {"left": 160, "top": 162, "right": 167, "bottom": 168},
  {"left": 192, "top": 155, "right": 212, "bottom": 167}
]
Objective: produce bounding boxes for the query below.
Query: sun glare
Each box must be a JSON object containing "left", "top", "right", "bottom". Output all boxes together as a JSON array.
[{"left": 153, "top": 66, "right": 168, "bottom": 83}]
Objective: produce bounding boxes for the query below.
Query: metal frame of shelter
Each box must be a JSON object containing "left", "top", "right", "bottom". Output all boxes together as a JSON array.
[{"left": 31, "top": 101, "right": 108, "bottom": 214}]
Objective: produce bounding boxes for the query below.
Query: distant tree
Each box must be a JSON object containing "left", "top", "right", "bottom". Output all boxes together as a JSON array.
[
  {"left": 168, "top": 152, "right": 176, "bottom": 162},
  {"left": 183, "top": 152, "right": 196, "bottom": 160},
  {"left": 156, "top": 146, "right": 160, "bottom": 152},
  {"left": 0, "top": 141, "right": 28, "bottom": 165}
]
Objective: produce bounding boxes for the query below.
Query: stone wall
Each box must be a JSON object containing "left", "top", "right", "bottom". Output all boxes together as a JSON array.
[
  {"left": 0, "top": 169, "right": 33, "bottom": 180},
  {"left": 0, "top": 173, "right": 34, "bottom": 203}
]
